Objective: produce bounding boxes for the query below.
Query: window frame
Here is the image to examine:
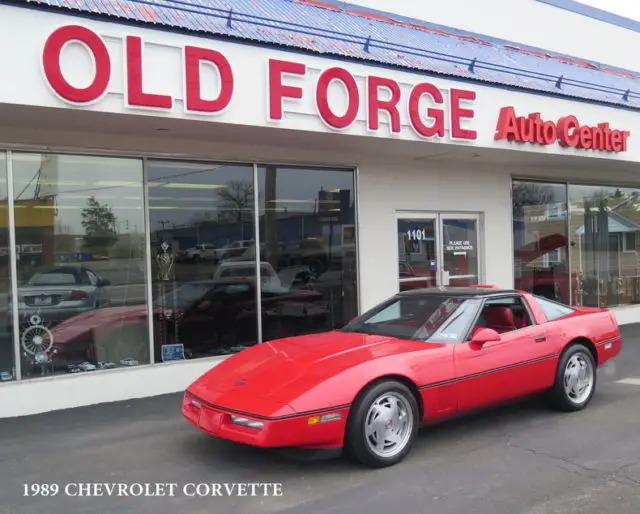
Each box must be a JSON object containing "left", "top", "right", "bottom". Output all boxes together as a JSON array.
[
  {"left": 464, "top": 293, "right": 538, "bottom": 340},
  {"left": 623, "top": 232, "right": 637, "bottom": 253}
]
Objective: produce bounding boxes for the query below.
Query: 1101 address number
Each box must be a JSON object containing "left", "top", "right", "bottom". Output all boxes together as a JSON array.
[{"left": 406, "top": 229, "right": 428, "bottom": 241}]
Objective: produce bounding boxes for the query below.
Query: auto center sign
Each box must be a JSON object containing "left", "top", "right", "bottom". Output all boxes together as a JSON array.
[
  {"left": 494, "top": 106, "right": 631, "bottom": 152},
  {"left": 41, "top": 25, "right": 478, "bottom": 141}
]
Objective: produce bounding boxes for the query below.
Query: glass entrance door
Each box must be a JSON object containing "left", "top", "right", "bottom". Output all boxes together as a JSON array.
[
  {"left": 440, "top": 215, "right": 481, "bottom": 287},
  {"left": 397, "top": 213, "right": 482, "bottom": 291}
]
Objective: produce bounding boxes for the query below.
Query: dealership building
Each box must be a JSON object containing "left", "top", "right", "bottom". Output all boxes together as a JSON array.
[{"left": 1, "top": 0, "right": 640, "bottom": 417}]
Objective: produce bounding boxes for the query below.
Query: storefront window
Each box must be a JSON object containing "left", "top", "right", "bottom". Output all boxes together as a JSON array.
[
  {"left": 256, "top": 165, "right": 357, "bottom": 341},
  {"left": 512, "top": 180, "right": 570, "bottom": 303},
  {"left": 11, "top": 153, "right": 149, "bottom": 378},
  {"left": 146, "top": 160, "right": 256, "bottom": 360},
  {"left": 0, "top": 152, "right": 16, "bottom": 382},
  {"left": 568, "top": 185, "right": 640, "bottom": 307}
]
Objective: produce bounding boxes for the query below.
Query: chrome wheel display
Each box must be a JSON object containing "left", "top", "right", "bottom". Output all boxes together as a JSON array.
[
  {"left": 21, "top": 325, "right": 54, "bottom": 355},
  {"left": 364, "top": 392, "right": 413, "bottom": 458},
  {"left": 563, "top": 352, "right": 594, "bottom": 404}
]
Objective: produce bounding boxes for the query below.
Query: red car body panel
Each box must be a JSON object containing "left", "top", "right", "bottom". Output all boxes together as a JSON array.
[{"left": 183, "top": 289, "right": 622, "bottom": 451}]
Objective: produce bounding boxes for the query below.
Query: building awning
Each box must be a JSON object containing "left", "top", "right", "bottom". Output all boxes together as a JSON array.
[
  {"left": 10, "top": 0, "right": 640, "bottom": 110},
  {"left": 576, "top": 215, "right": 640, "bottom": 235}
]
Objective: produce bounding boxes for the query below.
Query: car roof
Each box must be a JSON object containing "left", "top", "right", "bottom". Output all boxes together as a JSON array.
[{"left": 397, "top": 286, "right": 520, "bottom": 298}]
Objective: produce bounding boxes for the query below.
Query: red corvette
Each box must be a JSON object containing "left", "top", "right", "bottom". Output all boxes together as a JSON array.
[{"left": 182, "top": 286, "right": 622, "bottom": 468}]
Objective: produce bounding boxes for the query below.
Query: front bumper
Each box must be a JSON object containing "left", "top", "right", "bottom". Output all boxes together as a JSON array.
[{"left": 182, "top": 392, "right": 348, "bottom": 450}]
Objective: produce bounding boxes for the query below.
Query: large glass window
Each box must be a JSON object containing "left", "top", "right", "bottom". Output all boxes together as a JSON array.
[
  {"left": 147, "top": 161, "right": 256, "bottom": 360},
  {"left": 0, "top": 152, "right": 16, "bottom": 382},
  {"left": 569, "top": 185, "right": 640, "bottom": 307},
  {"left": 256, "top": 165, "right": 357, "bottom": 341},
  {"left": 512, "top": 180, "right": 570, "bottom": 303},
  {"left": 11, "top": 153, "right": 149, "bottom": 378}
]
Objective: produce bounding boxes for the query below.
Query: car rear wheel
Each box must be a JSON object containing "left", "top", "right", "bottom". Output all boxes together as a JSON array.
[
  {"left": 345, "top": 380, "right": 419, "bottom": 468},
  {"left": 546, "top": 343, "right": 596, "bottom": 412}
]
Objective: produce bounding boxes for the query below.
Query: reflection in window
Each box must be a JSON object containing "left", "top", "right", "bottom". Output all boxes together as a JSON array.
[
  {"left": 147, "top": 161, "right": 257, "bottom": 360},
  {"left": 11, "top": 153, "right": 149, "bottom": 378},
  {"left": 569, "top": 185, "right": 640, "bottom": 307},
  {"left": 535, "top": 295, "right": 575, "bottom": 321},
  {"left": 257, "top": 165, "right": 358, "bottom": 342},
  {"left": 342, "top": 294, "right": 478, "bottom": 343},
  {"left": 512, "top": 181, "right": 570, "bottom": 303},
  {"left": 0, "top": 153, "right": 16, "bottom": 382}
]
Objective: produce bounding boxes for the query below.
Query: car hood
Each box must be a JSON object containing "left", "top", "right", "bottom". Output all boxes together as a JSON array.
[{"left": 187, "top": 330, "right": 436, "bottom": 417}]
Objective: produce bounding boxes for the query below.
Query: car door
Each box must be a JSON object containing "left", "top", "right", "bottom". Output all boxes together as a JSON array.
[{"left": 454, "top": 295, "right": 553, "bottom": 413}]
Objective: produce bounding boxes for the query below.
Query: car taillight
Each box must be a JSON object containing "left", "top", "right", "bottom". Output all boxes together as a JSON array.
[{"left": 69, "top": 290, "right": 90, "bottom": 301}]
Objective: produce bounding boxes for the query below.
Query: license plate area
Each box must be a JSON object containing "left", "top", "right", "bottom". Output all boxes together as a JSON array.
[{"left": 199, "top": 407, "right": 222, "bottom": 432}]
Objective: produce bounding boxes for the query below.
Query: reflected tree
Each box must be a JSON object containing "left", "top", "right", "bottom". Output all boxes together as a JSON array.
[
  {"left": 512, "top": 182, "right": 554, "bottom": 218},
  {"left": 81, "top": 196, "right": 118, "bottom": 252},
  {"left": 215, "top": 180, "right": 254, "bottom": 223}
]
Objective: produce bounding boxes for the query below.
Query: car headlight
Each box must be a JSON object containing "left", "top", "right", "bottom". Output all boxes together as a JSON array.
[{"left": 230, "top": 415, "right": 264, "bottom": 430}]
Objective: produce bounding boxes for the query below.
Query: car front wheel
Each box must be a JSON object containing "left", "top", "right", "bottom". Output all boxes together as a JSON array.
[
  {"left": 546, "top": 343, "right": 597, "bottom": 412},
  {"left": 345, "top": 380, "right": 419, "bottom": 468}
]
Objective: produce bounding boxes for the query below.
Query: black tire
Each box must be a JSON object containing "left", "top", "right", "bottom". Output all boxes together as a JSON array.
[
  {"left": 545, "top": 343, "right": 597, "bottom": 412},
  {"left": 345, "top": 380, "right": 419, "bottom": 468}
]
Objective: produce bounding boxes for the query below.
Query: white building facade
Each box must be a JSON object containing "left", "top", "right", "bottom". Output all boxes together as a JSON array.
[{"left": 0, "top": 0, "right": 639, "bottom": 417}]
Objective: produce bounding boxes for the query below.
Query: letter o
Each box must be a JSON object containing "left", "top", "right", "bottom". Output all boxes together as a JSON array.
[
  {"left": 195, "top": 484, "right": 210, "bottom": 497},
  {"left": 43, "top": 25, "right": 111, "bottom": 104},
  {"left": 316, "top": 67, "right": 359, "bottom": 129},
  {"left": 542, "top": 121, "right": 557, "bottom": 145}
]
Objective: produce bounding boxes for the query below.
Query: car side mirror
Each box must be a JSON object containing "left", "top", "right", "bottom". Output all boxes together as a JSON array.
[
  {"left": 99, "top": 278, "right": 111, "bottom": 287},
  {"left": 470, "top": 327, "right": 501, "bottom": 346}
]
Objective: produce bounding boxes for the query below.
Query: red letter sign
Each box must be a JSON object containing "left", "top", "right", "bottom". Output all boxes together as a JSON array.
[
  {"left": 557, "top": 115, "right": 580, "bottom": 147},
  {"left": 450, "top": 89, "right": 477, "bottom": 139},
  {"left": 408, "top": 83, "right": 444, "bottom": 138},
  {"left": 268, "top": 59, "right": 306, "bottom": 120},
  {"left": 494, "top": 106, "right": 520, "bottom": 141},
  {"left": 43, "top": 25, "right": 111, "bottom": 104},
  {"left": 126, "top": 36, "right": 173, "bottom": 109},
  {"left": 367, "top": 76, "right": 401, "bottom": 133},
  {"left": 184, "top": 46, "right": 234, "bottom": 113},
  {"left": 316, "top": 67, "right": 360, "bottom": 129}
]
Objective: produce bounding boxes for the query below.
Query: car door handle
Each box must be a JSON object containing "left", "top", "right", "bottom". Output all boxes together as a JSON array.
[{"left": 534, "top": 335, "right": 546, "bottom": 342}]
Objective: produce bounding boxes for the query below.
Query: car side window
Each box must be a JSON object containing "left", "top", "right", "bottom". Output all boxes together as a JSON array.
[
  {"left": 534, "top": 295, "right": 575, "bottom": 321},
  {"left": 474, "top": 296, "right": 534, "bottom": 335}
]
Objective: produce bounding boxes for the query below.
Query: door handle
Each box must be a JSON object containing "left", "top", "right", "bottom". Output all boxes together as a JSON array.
[{"left": 534, "top": 335, "right": 546, "bottom": 343}]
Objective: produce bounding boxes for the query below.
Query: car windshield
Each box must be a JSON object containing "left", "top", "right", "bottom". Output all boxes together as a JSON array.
[
  {"left": 25, "top": 270, "right": 79, "bottom": 286},
  {"left": 341, "top": 294, "right": 481, "bottom": 342}
]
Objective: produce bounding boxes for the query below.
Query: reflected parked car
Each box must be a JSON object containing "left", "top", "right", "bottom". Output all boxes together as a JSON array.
[
  {"left": 175, "top": 243, "right": 218, "bottom": 263},
  {"left": 47, "top": 277, "right": 328, "bottom": 363},
  {"left": 9, "top": 266, "right": 111, "bottom": 327},
  {"left": 514, "top": 233, "right": 576, "bottom": 303}
]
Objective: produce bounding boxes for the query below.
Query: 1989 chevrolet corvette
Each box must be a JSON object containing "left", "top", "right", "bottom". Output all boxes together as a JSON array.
[{"left": 182, "top": 286, "right": 622, "bottom": 468}]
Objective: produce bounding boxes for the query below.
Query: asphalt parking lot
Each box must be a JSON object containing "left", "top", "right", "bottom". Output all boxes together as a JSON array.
[{"left": 2, "top": 324, "right": 640, "bottom": 514}]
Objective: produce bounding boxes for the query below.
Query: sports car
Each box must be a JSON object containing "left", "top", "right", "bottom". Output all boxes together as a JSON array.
[{"left": 182, "top": 286, "right": 622, "bottom": 468}]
